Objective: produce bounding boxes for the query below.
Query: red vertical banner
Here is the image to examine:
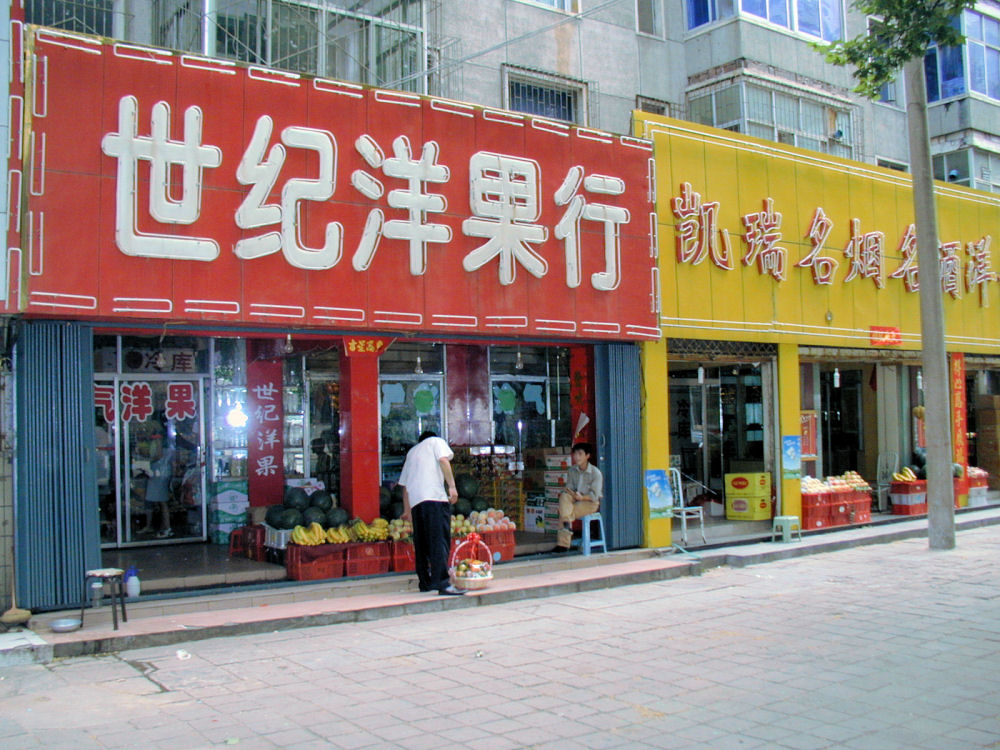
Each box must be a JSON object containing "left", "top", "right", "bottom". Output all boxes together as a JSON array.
[
  {"left": 800, "top": 411, "right": 818, "bottom": 458},
  {"left": 247, "top": 344, "right": 285, "bottom": 507},
  {"left": 569, "top": 345, "right": 596, "bottom": 449},
  {"left": 951, "top": 353, "right": 968, "bottom": 468}
]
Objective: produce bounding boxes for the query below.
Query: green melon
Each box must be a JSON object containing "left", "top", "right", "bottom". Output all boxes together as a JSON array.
[
  {"left": 277, "top": 508, "right": 303, "bottom": 530},
  {"left": 456, "top": 475, "right": 479, "bottom": 499},
  {"left": 471, "top": 498, "right": 489, "bottom": 513},
  {"left": 452, "top": 498, "right": 472, "bottom": 517},
  {"left": 379, "top": 486, "right": 392, "bottom": 511},
  {"left": 310, "top": 490, "right": 334, "bottom": 512},
  {"left": 390, "top": 501, "right": 404, "bottom": 520},
  {"left": 326, "top": 507, "right": 349, "bottom": 528},
  {"left": 264, "top": 504, "right": 285, "bottom": 528},
  {"left": 284, "top": 486, "right": 310, "bottom": 511},
  {"left": 391, "top": 484, "right": 405, "bottom": 503},
  {"left": 302, "top": 507, "right": 327, "bottom": 527}
]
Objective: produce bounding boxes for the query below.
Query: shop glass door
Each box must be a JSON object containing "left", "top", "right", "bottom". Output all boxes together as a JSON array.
[
  {"left": 379, "top": 376, "right": 444, "bottom": 483},
  {"left": 97, "top": 377, "right": 207, "bottom": 547}
]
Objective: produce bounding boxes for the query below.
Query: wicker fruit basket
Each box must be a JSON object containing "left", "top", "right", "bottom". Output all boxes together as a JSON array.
[{"left": 449, "top": 533, "right": 493, "bottom": 591}]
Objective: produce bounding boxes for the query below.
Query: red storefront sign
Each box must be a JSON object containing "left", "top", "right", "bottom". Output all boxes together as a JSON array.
[
  {"left": 951, "top": 353, "right": 967, "bottom": 468},
  {"left": 869, "top": 326, "right": 902, "bottom": 346},
  {"left": 246, "top": 356, "right": 285, "bottom": 506},
  {"left": 11, "top": 29, "right": 659, "bottom": 341}
]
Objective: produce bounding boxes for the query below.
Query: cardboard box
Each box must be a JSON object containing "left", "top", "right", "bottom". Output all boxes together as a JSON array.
[
  {"left": 724, "top": 472, "right": 771, "bottom": 498},
  {"left": 523, "top": 505, "right": 545, "bottom": 532},
  {"left": 976, "top": 409, "right": 1000, "bottom": 426},
  {"left": 544, "top": 470, "right": 568, "bottom": 487},
  {"left": 977, "top": 395, "right": 1000, "bottom": 409},
  {"left": 210, "top": 495, "right": 250, "bottom": 515},
  {"left": 544, "top": 454, "right": 572, "bottom": 470}
]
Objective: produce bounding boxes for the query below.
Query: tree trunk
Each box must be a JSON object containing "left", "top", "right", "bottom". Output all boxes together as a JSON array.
[{"left": 904, "top": 56, "right": 955, "bottom": 550}]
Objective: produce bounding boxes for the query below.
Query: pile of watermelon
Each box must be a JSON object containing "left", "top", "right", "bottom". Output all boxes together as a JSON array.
[
  {"left": 264, "top": 487, "right": 349, "bottom": 530},
  {"left": 450, "top": 474, "right": 489, "bottom": 518}
]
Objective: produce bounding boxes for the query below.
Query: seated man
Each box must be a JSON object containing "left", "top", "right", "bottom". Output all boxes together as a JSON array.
[{"left": 555, "top": 442, "right": 603, "bottom": 551}]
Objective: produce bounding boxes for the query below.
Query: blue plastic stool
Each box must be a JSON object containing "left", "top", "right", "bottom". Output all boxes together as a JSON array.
[{"left": 576, "top": 513, "right": 607, "bottom": 556}]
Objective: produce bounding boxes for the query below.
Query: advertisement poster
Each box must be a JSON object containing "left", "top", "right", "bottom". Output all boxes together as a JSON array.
[
  {"left": 782, "top": 435, "right": 802, "bottom": 480},
  {"left": 645, "top": 469, "right": 674, "bottom": 519}
]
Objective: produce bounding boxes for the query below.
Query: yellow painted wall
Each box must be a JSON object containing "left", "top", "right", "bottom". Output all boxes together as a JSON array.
[
  {"left": 635, "top": 114, "right": 1000, "bottom": 353},
  {"left": 632, "top": 113, "right": 1000, "bottom": 544}
]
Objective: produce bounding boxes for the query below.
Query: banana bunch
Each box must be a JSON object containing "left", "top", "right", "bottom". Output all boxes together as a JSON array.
[
  {"left": 892, "top": 466, "right": 918, "bottom": 482},
  {"left": 350, "top": 517, "right": 389, "bottom": 542},
  {"left": 291, "top": 522, "right": 326, "bottom": 546},
  {"left": 325, "top": 526, "right": 351, "bottom": 544}
]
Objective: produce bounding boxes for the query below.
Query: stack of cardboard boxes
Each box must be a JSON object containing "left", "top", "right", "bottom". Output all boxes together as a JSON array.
[
  {"left": 522, "top": 448, "right": 571, "bottom": 533},
  {"left": 977, "top": 396, "right": 1000, "bottom": 489},
  {"left": 208, "top": 479, "right": 250, "bottom": 544}
]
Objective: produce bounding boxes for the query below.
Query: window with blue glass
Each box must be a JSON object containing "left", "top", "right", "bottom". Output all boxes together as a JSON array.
[
  {"left": 966, "top": 9, "right": 1000, "bottom": 101},
  {"left": 686, "top": 0, "right": 735, "bottom": 30},
  {"left": 743, "top": 0, "right": 790, "bottom": 29},
  {"left": 925, "top": 15, "right": 966, "bottom": 102}
]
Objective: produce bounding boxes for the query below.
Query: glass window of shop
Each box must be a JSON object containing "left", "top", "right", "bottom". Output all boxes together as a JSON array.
[
  {"left": 93, "top": 334, "right": 210, "bottom": 547},
  {"left": 212, "top": 339, "right": 341, "bottom": 496},
  {"left": 489, "top": 346, "right": 572, "bottom": 451},
  {"left": 668, "top": 362, "right": 769, "bottom": 499},
  {"left": 379, "top": 342, "right": 445, "bottom": 483}
]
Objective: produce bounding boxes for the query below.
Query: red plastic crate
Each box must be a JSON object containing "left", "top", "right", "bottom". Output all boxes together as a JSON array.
[
  {"left": 391, "top": 541, "right": 415, "bottom": 572},
  {"left": 802, "top": 504, "right": 829, "bottom": 529},
  {"left": 480, "top": 529, "right": 515, "bottom": 562},
  {"left": 892, "top": 502, "right": 927, "bottom": 516},
  {"left": 852, "top": 505, "right": 872, "bottom": 523},
  {"left": 285, "top": 543, "right": 345, "bottom": 581},
  {"left": 801, "top": 492, "right": 827, "bottom": 508},
  {"left": 228, "top": 525, "right": 266, "bottom": 562},
  {"left": 345, "top": 542, "right": 390, "bottom": 577},
  {"left": 827, "top": 499, "right": 851, "bottom": 527}
]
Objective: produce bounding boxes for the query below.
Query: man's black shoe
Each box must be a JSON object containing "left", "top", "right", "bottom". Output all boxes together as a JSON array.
[{"left": 438, "top": 585, "right": 467, "bottom": 596}]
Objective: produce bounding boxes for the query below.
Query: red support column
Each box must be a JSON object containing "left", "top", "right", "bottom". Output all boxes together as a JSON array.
[
  {"left": 569, "top": 345, "right": 597, "bottom": 450},
  {"left": 339, "top": 339, "right": 385, "bottom": 522}
]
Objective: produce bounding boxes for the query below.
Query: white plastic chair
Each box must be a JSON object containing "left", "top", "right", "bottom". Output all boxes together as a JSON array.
[
  {"left": 876, "top": 452, "right": 898, "bottom": 512},
  {"left": 669, "top": 468, "right": 707, "bottom": 546}
]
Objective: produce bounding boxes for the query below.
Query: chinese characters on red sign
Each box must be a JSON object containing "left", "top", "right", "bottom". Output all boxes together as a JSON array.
[
  {"left": 951, "top": 353, "right": 967, "bottom": 468},
  {"left": 246, "top": 357, "right": 285, "bottom": 506},
  {"left": 16, "top": 31, "right": 658, "bottom": 341},
  {"left": 93, "top": 381, "right": 199, "bottom": 423},
  {"left": 670, "top": 182, "right": 996, "bottom": 305}
]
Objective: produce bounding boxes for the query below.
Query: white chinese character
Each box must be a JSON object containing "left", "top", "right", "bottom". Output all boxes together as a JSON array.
[
  {"left": 741, "top": 198, "right": 786, "bottom": 281},
  {"left": 235, "top": 115, "right": 343, "bottom": 270},
  {"left": 670, "top": 182, "right": 734, "bottom": 270},
  {"left": 843, "top": 218, "right": 885, "bottom": 288},
  {"left": 796, "top": 208, "right": 838, "bottom": 285},
  {"left": 889, "top": 223, "right": 919, "bottom": 292},
  {"left": 101, "top": 96, "right": 222, "bottom": 260},
  {"left": 966, "top": 235, "right": 996, "bottom": 306},
  {"left": 350, "top": 135, "right": 451, "bottom": 274},
  {"left": 555, "top": 166, "right": 631, "bottom": 290},
  {"left": 255, "top": 455, "right": 278, "bottom": 477},
  {"left": 256, "top": 428, "right": 280, "bottom": 451},
  {"left": 252, "top": 382, "right": 278, "bottom": 401},
  {"left": 462, "top": 152, "right": 548, "bottom": 285},
  {"left": 254, "top": 403, "right": 280, "bottom": 422},
  {"left": 940, "top": 241, "right": 962, "bottom": 299}
]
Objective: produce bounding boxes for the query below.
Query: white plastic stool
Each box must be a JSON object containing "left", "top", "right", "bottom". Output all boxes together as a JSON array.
[
  {"left": 771, "top": 515, "right": 802, "bottom": 543},
  {"left": 578, "top": 513, "right": 607, "bottom": 556}
]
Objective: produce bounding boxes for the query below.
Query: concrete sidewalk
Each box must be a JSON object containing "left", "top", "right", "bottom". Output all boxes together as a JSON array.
[{"left": 5, "top": 505, "right": 1000, "bottom": 664}]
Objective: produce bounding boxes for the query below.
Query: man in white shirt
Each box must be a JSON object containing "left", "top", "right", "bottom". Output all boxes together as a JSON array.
[
  {"left": 555, "top": 442, "right": 603, "bottom": 551},
  {"left": 398, "top": 431, "right": 465, "bottom": 595}
]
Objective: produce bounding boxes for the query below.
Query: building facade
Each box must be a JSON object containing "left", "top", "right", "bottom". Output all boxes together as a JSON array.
[{"left": 2, "top": 1, "right": 999, "bottom": 609}]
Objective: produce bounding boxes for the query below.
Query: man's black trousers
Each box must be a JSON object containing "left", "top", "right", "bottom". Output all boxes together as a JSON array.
[{"left": 412, "top": 500, "right": 451, "bottom": 592}]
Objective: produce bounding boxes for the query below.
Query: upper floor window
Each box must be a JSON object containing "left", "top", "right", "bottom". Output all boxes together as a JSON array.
[
  {"left": 689, "top": 82, "right": 853, "bottom": 159},
  {"left": 966, "top": 9, "right": 1000, "bottom": 100},
  {"left": 637, "top": 0, "right": 665, "bottom": 36},
  {"left": 26, "top": 0, "right": 116, "bottom": 36},
  {"left": 687, "top": 0, "right": 842, "bottom": 42},
  {"left": 517, "top": 0, "right": 579, "bottom": 11},
  {"left": 28, "top": 0, "right": 426, "bottom": 93},
  {"left": 506, "top": 67, "right": 586, "bottom": 124}
]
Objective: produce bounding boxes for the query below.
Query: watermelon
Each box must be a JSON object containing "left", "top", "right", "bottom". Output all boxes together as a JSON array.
[
  {"left": 379, "top": 486, "right": 392, "bottom": 511},
  {"left": 284, "top": 486, "right": 310, "bottom": 511},
  {"left": 390, "top": 501, "right": 404, "bottom": 520},
  {"left": 471, "top": 497, "right": 489, "bottom": 512},
  {"left": 277, "top": 508, "right": 303, "bottom": 530},
  {"left": 302, "top": 507, "right": 327, "bottom": 527},
  {"left": 456, "top": 475, "right": 479, "bottom": 499},
  {"left": 391, "top": 484, "right": 405, "bottom": 504},
  {"left": 327, "top": 507, "right": 349, "bottom": 528},
  {"left": 264, "top": 504, "right": 285, "bottom": 528},
  {"left": 453, "top": 498, "right": 472, "bottom": 517},
  {"left": 310, "top": 490, "right": 334, "bottom": 511}
]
